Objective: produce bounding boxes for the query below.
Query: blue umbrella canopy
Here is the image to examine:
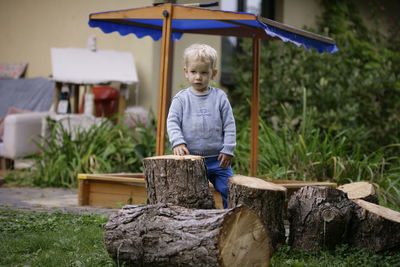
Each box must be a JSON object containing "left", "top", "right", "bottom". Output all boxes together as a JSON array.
[
  {"left": 89, "top": 4, "right": 338, "bottom": 54},
  {"left": 89, "top": 3, "right": 338, "bottom": 172}
]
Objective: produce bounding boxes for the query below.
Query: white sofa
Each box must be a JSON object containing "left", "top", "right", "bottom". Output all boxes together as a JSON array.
[
  {"left": 0, "top": 112, "right": 50, "bottom": 169},
  {"left": 0, "top": 77, "right": 55, "bottom": 169},
  {"left": 0, "top": 112, "right": 105, "bottom": 169},
  {"left": 1, "top": 112, "right": 49, "bottom": 159}
]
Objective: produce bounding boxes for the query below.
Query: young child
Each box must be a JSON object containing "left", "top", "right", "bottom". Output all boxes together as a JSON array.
[{"left": 167, "top": 43, "right": 236, "bottom": 209}]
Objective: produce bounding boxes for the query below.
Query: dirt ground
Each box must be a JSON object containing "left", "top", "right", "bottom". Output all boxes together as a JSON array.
[{"left": 0, "top": 177, "right": 118, "bottom": 216}]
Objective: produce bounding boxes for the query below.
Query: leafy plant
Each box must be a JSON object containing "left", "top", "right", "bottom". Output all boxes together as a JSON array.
[{"left": 29, "top": 114, "right": 156, "bottom": 188}]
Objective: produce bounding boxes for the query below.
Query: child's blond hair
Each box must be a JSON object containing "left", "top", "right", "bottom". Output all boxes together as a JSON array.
[{"left": 183, "top": 44, "right": 217, "bottom": 70}]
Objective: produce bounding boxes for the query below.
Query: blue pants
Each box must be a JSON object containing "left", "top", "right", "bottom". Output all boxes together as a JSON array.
[{"left": 204, "top": 156, "right": 233, "bottom": 209}]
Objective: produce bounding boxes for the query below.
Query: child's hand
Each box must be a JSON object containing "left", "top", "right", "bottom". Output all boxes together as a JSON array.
[
  {"left": 218, "top": 153, "right": 232, "bottom": 169},
  {"left": 173, "top": 144, "right": 190, "bottom": 156}
]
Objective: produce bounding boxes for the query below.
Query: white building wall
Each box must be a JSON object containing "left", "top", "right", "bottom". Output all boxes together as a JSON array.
[{"left": 0, "top": 0, "right": 156, "bottom": 109}]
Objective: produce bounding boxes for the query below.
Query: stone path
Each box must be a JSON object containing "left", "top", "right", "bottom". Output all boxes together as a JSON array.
[{"left": 0, "top": 186, "right": 118, "bottom": 216}]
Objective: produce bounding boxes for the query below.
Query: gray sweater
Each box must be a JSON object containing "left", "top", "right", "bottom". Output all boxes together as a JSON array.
[{"left": 167, "top": 87, "right": 236, "bottom": 157}]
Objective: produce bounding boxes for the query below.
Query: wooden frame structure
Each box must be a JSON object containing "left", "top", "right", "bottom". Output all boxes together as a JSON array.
[
  {"left": 77, "top": 173, "right": 223, "bottom": 209},
  {"left": 89, "top": 3, "right": 337, "bottom": 176}
]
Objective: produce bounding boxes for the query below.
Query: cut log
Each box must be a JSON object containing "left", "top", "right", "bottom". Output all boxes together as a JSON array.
[
  {"left": 348, "top": 199, "right": 400, "bottom": 252},
  {"left": 287, "top": 186, "right": 354, "bottom": 251},
  {"left": 228, "top": 175, "right": 287, "bottom": 251},
  {"left": 104, "top": 203, "right": 271, "bottom": 267},
  {"left": 143, "top": 155, "right": 215, "bottom": 209},
  {"left": 338, "top": 181, "right": 378, "bottom": 204}
]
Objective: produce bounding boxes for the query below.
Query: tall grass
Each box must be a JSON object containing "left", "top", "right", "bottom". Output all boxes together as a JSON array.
[
  {"left": 29, "top": 115, "right": 156, "bottom": 188},
  {"left": 233, "top": 97, "right": 400, "bottom": 208}
]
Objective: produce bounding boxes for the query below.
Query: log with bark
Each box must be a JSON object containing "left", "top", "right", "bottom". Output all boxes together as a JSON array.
[
  {"left": 287, "top": 186, "right": 354, "bottom": 251},
  {"left": 104, "top": 203, "right": 271, "bottom": 266},
  {"left": 228, "top": 174, "right": 287, "bottom": 251},
  {"left": 143, "top": 155, "right": 215, "bottom": 209},
  {"left": 338, "top": 181, "right": 378, "bottom": 204},
  {"left": 348, "top": 199, "right": 400, "bottom": 252}
]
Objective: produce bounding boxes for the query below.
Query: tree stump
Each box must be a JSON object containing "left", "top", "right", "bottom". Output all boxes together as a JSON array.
[
  {"left": 143, "top": 155, "right": 215, "bottom": 209},
  {"left": 338, "top": 181, "right": 378, "bottom": 204},
  {"left": 348, "top": 199, "right": 400, "bottom": 252},
  {"left": 104, "top": 203, "right": 271, "bottom": 267},
  {"left": 228, "top": 175, "right": 287, "bottom": 251},
  {"left": 287, "top": 186, "right": 354, "bottom": 251}
]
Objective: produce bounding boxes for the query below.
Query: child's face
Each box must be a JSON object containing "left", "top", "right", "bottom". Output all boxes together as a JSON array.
[{"left": 184, "top": 58, "right": 217, "bottom": 94}]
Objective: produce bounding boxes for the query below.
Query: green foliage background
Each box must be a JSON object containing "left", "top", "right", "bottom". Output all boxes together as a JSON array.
[
  {"left": 231, "top": 0, "right": 399, "bottom": 154},
  {"left": 228, "top": 0, "right": 400, "bottom": 207}
]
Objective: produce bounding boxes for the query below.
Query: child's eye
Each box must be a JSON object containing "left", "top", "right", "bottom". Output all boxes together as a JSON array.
[
  {"left": 191, "top": 71, "right": 196, "bottom": 74},
  {"left": 202, "top": 72, "right": 208, "bottom": 75}
]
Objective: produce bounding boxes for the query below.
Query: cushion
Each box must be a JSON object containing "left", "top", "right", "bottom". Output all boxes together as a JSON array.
[
  {"left": 0, "top": 62, "right": 28, "bottom": 79},
  {"left": 0, "top": 107, "right": 31, "bottom": 139}
]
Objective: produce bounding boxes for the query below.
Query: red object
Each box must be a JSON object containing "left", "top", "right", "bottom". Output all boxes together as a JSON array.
[{"left": 80, "top": 86, "right": 119, "bottom": 118}]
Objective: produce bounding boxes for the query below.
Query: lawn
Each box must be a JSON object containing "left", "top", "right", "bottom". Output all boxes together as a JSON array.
[{"left": 1, "top": 208, "right": 398, "bottom": 267}]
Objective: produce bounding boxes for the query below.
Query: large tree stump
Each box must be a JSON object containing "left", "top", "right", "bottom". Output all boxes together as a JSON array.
[
  {"left": 288, "top": 186, "right": 354, "bottom": 251},
  {"left": 348, "top": 199, "right": 400, "bottom": 252},
  {"left": 104, "top": 203, "right": 271, "bottom": 267},
  {"left": 228, "top": 175, "right": 287, "bottom": 251},
  {"left": 143, "top": 155, "right": 215, "bottom": 209},
  {"left": 338, "top": 181, "right": 378, "bottom": 204}
]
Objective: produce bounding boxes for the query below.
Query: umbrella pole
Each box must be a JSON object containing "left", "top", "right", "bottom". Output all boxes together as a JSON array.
[
  {"left": 250, "top": 38, "right": 260, "bottom": 176},
  {"left": 156, "top": 3, "right": 173, "bottom": 156}
]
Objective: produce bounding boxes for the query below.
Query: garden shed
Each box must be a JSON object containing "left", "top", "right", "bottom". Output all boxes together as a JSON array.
[{"left": 88, "top": 3, "right": 338, "bottom": 176}]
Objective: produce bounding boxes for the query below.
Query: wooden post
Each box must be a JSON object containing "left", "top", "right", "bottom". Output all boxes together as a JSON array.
[
  {"left": 143, "top": 155, "right": 215, "bottom": 209},
  {"left": 156, "top": 3, "right": 173, "bottom": 156},
  {"left": 53, "top": 82, "right": 61, "bottom": 113},
  {"left": 228, "top": 175, "right": 287, "bottom": 251},
  {"left": 118, "top": 93, "right": 126, "bottom": 123},
  {"left": 104, "top": 203, "right": 271, "bottom": 266},
  {"left": 250, "top": 38, "right": 260, "bottom": 176},
  {"left": 78, "top": 174, "right": 91, "bottom": 206}
]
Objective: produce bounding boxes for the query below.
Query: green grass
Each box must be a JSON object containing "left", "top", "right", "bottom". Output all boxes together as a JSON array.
[
  {"left": 1, "top": 209, "right": 399, "bottom": 267},
  {"left": 0, "top": 209, "right": 114, "bottom": 267},
  {"left": 271, "top": 245, "right": 400, "bottom": 267}
]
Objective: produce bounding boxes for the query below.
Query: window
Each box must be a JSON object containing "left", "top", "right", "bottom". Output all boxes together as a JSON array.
[{"left": 220, "top": 0, "right": 275, "bottom": 88}]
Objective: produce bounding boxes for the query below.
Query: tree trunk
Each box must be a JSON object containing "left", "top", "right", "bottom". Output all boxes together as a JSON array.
[
  {"left": 104, "top": 203, "right": 271, "bottom": 267},
  {"left": 348, "top": 199, "right": 400, "bottom": 252},
  {"left": 228, "top": 175, "right": 287, "bottom": 251},
  {"left": 287, "top": 186, "right": 354, "bottom": 251},
  {"left": 338, "top": 181, "right": 378, "bottom": 204},
  {"left": 143, "top": 155, "right": 215, "bottom": 209}
]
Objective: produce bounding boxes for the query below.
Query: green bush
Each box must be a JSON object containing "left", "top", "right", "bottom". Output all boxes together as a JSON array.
[{"left": 231, "top": 0, "right": 400, "bottom": 154}]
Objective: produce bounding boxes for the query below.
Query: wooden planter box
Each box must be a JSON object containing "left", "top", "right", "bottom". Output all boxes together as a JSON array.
[
  {"left": 78, "top": 173, "right": 223, "bottom": 209},
  {"left": 78, "top": 173, "right": 336, "bottom": 210}
]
